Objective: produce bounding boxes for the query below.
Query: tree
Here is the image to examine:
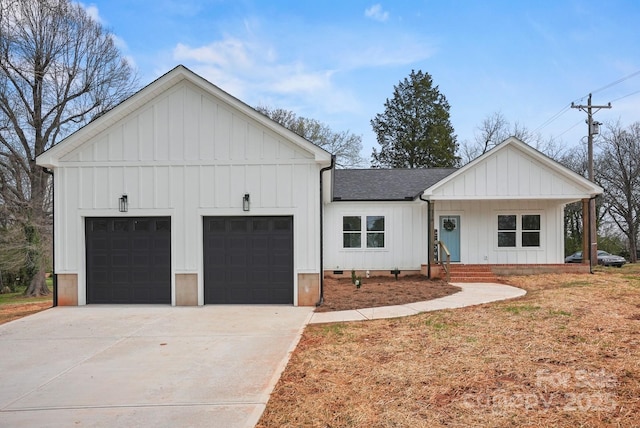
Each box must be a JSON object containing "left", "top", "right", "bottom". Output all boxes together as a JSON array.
[
  {"left": 559, "top": 145, "right": 589, "bottom": 255},
  {"left": 371, "top": 70, "right": 458, "bottom": 168},
  {"left": 460, "top": 111, "right": 564, "bottom": 164},
  {"left": 596, "top": 122, "right": 640, "bottom": 262},
  {"left": 0, "top": 0, "right": 138, "bottom": 296},
  {"left": 256, "top": 106, "right": 364, "bottom": 168}
]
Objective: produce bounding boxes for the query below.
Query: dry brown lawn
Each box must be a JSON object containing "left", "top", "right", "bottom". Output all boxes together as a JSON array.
[{"left": 258, "top": 266, "right": 640, "bottom": 427}]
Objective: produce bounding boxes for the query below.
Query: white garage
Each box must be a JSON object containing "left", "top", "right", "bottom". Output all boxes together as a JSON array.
[{"left": 36, "top": 65, "right": 332, "bottom": 306}]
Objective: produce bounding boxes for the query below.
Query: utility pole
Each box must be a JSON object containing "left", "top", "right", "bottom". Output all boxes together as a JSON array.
[{"left": 571, "top": 94, "right": 611, "bottom": 269}]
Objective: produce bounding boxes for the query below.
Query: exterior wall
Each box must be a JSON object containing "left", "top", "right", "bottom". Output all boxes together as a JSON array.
[
  {"left": 52, "top": 80, "right": 325, "bottom": 305},
  {"left": 323, "top": 201, "right": 427, "bottom": 271},
  {"left": 323, "top": 198, "right": 567, "bottom": 271},
  {"left": 56, "top": 274, "right": 78, "bottom": 306},
  {"left": 427, "top": 142, "right": 594, "bottom": 200},
  {"left": 297, "top": 273, "right": 320, "bottom": 306},
  {"left": 435, "top": 200, "right": 565, "bottom": 264},
  {"left": 175, "top": 273, "right": 198, "bottom": 306}
]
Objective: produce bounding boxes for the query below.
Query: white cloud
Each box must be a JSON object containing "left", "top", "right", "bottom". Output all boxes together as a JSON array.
[
  {"left": 77, "top": 2, "right": 102, "bottom": 24},
  {"left": 171, "top": 35, "right": 359, "bottom": 114},
  {"left": 365, "top": 4, "right": 389, "bottom": 22}
]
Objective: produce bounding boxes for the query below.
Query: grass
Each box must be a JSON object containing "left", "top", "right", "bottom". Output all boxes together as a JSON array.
[
  {"left": 0, "top": 284, "right": 52, "bottom": 305},
  {"left": 0, "top": 279, "right": 54, "bottom": 325},
  {"left": 257, "top": 264, "right": 640, "bottom": 427}
]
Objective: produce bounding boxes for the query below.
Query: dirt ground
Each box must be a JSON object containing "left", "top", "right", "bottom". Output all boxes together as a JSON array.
[
  {"left": 316, "top": 275, "right": 461, "bottom": 312},
  {"left": 0, "top": 301, "right": 53, "bottom": 325}
]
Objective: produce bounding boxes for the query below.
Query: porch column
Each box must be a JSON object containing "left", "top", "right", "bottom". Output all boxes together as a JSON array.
[
  {"left": 582, "top": 198, "right": 590, "bottom": 265},
  {"left": 427, "top": 200, "right": 435, "bottom": 274}
]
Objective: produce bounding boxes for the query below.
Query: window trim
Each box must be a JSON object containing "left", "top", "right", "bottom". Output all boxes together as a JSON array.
[
  {"left": 495, "top": 212, "right": 542, "bottom": 250},
  {"left": 341, "top": 215, "right": 386, "bottom": 250}
]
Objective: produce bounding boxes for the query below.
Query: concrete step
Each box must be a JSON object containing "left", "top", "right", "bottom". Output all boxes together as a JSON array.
[{"left": 449, "top": 276, "right": 501, "bottom": 283}]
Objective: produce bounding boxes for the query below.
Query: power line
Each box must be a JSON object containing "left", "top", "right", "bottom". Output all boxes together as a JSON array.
[
  {"left": 532, "top": 104, "right": 572, "bottom": 133},
  {"left": 608, "top": 89, "right": 640, "bottom": 103},
  {"left": 555, "top": 119, "right": 583, "bottom": 138},
  {"left": 591, "top": 69, "right": 640, "bottom": 96},
  {"left": 533, "top": 69, "right": 640, "bottom": 134}
]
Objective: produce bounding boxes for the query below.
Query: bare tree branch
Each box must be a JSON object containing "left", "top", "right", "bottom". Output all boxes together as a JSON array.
[{"left": 0, "top": 0, "right": 138, "bottom": 295}]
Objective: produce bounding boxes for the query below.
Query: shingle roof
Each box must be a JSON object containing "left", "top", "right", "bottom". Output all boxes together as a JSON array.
[{"left": 333, "top": 168, "right": 458, "bottom": 201}]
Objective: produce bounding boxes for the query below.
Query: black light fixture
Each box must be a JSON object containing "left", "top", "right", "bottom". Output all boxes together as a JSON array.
[
  {"left": 242, "top": 193, "right": 250, "bottom": 211},
  {"left": 119, "top": 194, "right": 128, "bottom": 212}
]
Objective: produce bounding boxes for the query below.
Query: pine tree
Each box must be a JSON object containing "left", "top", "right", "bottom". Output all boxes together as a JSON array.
[{"left": 371, "top": 70, "right": 459, "bottom": 168}]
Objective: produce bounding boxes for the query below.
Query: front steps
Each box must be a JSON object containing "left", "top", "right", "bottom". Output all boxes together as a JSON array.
[{"left": 447, "top": 264, "right": 501, "bottom": 283}]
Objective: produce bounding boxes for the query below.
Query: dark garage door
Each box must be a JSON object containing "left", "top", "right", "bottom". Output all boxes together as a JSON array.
[
  {"left": 86, "top": 217, "right": 171, "bottom": 304},
  {"left": 204, "top": 216, "right": 293, "bottom": 304}
]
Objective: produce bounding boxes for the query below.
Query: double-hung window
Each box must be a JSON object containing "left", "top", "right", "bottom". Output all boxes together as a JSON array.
[
  {"left": 343, "top": 215, "right": 385, "bottom": 248},
  {"left": 343, "top": 216, "right": 362, "bottom": 248},
  {"left": 497, "top": 214, "right": 541, "bottom": 248}
]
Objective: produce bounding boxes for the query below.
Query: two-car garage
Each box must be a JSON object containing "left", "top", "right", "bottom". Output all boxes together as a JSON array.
[
  {"left": 37, "top": 66, "right": 330, "bottom": 308},
  {"left": 85, "top": 216, "right": 294, "bottom": 305}
]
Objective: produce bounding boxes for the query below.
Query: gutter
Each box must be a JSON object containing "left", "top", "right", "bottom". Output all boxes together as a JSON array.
[
  {"left": 317, "top": 155, "right": 336, "bottom": 306},
  {"left": 419, "top": 194, "right": 431, "bottom": 279},
  {"left": 42, "top": 167, "right": 56, "bottom": 307}
]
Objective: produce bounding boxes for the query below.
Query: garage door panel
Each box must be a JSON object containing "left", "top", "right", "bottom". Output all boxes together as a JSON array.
[
  {"left": 86, "top": 217, "right": 171, "bottom": 304},
  {"left": 204, "top": 216, "right": 293, "bottom": 304},
  {"left": 250, "top": 254, "right": 269, "bottom": 267},
  {"left": 111, "top": 238, "right": 129, "bottom": 250}
]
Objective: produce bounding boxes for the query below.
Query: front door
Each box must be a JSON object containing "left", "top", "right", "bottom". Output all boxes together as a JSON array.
[{"left": 439, "top": 215, "right": 461, "bottom": 262}]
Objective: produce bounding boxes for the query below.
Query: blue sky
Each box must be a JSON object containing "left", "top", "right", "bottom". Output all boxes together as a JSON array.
[{"left": 84, "top": 1, "right": 640, "bottom": 164}]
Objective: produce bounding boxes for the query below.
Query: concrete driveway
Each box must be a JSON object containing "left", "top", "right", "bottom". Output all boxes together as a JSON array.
[{"left": 0, "top": 305, "right": 313, "bottom": 428}]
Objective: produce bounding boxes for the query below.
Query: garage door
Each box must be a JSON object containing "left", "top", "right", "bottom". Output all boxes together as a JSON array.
[
  {"left": 86, "top": 217, "right": 171, "bottom": 304},
  {"left": 203, "top": 216, "right": 293, "bottom": 304}
]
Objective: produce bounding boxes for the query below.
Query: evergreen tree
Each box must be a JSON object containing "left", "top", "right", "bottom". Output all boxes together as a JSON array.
[{"left": 371, "top": 70, "right": 459, "bottom": 168}]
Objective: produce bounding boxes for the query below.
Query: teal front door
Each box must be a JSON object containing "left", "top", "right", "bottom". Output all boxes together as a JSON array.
[{"left": 440, "top": 216, "right": 461, "bottom": 262}]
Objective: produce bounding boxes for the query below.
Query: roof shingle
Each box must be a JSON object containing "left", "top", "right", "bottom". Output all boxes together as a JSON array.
[{"left": 333, "top": 168, "right": 457, "bottom": 201}]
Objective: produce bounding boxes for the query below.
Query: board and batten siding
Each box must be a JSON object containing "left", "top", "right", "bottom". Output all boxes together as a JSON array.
[
  {"left": 323, "top": 198, "right": 566, "bottom": 271},
  {"left": 427, "top": 144, "right": 593, "bottom": 200},
  {"left": 434, "top": 200, "right": 565, "bottom": 265},
  {"left": 52, "top": 80, "right": 325, "bottom": 305},
  {"left": 323, "top": 202, "right": 427, "bottom": 271}
]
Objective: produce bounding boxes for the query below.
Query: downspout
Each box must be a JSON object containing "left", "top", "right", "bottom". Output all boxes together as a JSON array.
[
  {"left": 419, "top": 194, "right": 431, "bottom": 279},
  {"left": 43, "top": 167, "right": 56, "bottom": 307},
  {"left": 317, "top": 155, "right": 336, "bottom": 306}
]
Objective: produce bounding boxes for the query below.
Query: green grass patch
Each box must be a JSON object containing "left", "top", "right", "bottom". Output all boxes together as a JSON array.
[
  {"left": 0, "top": 285, "right": 52, "bottom": 306},
  {"left": 560, "top": 280, "right": 590, "bottom": 288},
  {"left": 548, "top": 309, "right": 572, "bottom": 317},
  {"left": 503, "top": 304, "right": 541, "bottom": 315},
  {"left": 424, "top": 315, "right": 457, "bottom": 331},
  {"left": 319, "top": 323, "right": 347, "bottom": 337}
]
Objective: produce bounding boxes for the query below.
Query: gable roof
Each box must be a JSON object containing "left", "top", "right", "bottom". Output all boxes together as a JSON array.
[
  {"left": 37, "top": 65, "right": 332, "bottom": 168},
  {"left": 422, "top": 137, "right": 603, "bottom": 201},
  {"left": 333, "top": 168, "right": 457, "bottom": 201}
]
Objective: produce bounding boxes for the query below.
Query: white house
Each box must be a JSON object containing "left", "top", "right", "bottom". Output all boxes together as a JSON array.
[
  {"left": 323, "top": 137, "right": 603, "bottom": 278},
  {"left": 36, "top": 65, "right": 333, "bottom": 307},
  {"left": 37, "top": 66, "right": 602, "bottom": 307}
]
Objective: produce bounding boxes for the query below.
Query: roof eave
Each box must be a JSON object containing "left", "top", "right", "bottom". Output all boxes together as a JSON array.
[{"left": 36, "top": 65, "right": 332, "bottom": 167}]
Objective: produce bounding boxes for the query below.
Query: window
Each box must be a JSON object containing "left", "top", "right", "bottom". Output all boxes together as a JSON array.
[
  {"left": 522, "top": 215, "right": 541, "bottom": 247},
  {"left": 497, "top": 214, "right": 541, "bottom": 248},
  {"left": 498, "top": 215, "right": 516, "bottom": 247},
  {"left": 342, "top": 215, "right": 385, "bottom": 248},
  {"left": 366, "top": 216, "right": 385, "bottom": 248},
  {"left": 343, "top": 216, "right": 362, "bottom": 248}
]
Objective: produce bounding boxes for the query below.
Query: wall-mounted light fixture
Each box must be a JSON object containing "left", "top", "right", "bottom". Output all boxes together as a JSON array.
[
  {"left": 119, "top": 194, "right": 128, "bottom": 212},
  {"left": 243, "top": 193, "right": 250, "bottom": 211}
]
